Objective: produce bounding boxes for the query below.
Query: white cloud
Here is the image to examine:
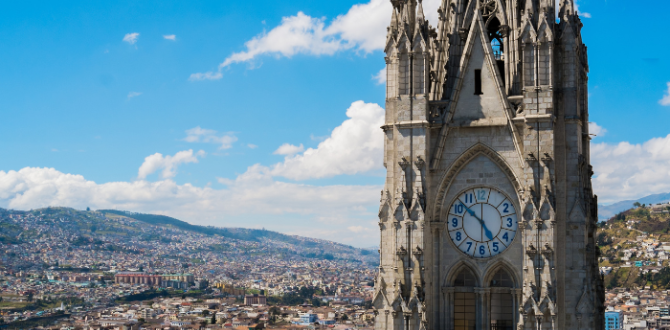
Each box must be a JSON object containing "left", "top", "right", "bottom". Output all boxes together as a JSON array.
[
  {"left": 0, "top": 166, "right": 380, "bottom": 246},
  {"left": 273, "top": 143, "right": 305, "bottom": 156},
  {"left": 592, "top": 133, "right": 670, "bottom": 203},
  {"left": 348, "top": 225, "right": 372, "bottom": 233},
  {"left": 163, "top": 35, "right": 176, "bottom": 41},
  {"left": 189, "top": 0, "right": 425, "bottom": 80},
  {"left": 127, "top": 92, "right": 142, "bottom": 99},
  {"left": 660, "top": 82, "right": 670, "bottom": 106},
  {"left": 123, "top": 33, "right": 140, "bottom": 45},
  {"left": 325, "top": 0, "right": 393, "bottom": 52},
  {"left": 373, "top": 67, "right": 386, "bottom": 85},
  {"left": 247, "top": 144, "right": 258, "bottom": 149},
  {"left": 270, "top": 101, "right": 384, "bottom": 180},
  {"left": 0, "top": 100, "right": 390, "bottom": 245},
  {"left": 588, "top": 122, "right": 607, "bottom": 138},
  {"left": 137, "top": 150, "right": 206, "bottom": 180},
  {"left": 184, "top": 127, "right": 237, "bottom": 150}
]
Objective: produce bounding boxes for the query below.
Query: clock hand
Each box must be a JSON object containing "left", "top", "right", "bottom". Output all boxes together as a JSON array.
[{"left": 460, "top": 202, "right": 494, "bottom": 240}]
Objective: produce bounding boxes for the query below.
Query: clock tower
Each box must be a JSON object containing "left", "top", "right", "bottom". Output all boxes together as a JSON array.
[{"left": 373, "top": 0, "right": 604, "bottom": 329}]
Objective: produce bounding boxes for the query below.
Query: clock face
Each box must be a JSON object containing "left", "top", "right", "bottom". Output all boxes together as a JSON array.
[{"left": 447, "top": 187, "right": 518, "bottom": 258}]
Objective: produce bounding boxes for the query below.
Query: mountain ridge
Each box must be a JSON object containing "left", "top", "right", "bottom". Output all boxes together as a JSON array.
[
  {"left": 598, "top": 192, "right": 670, "bottom": 220},
  {"left": 0, "top": 207, "right": 378, "bottom": 264}
]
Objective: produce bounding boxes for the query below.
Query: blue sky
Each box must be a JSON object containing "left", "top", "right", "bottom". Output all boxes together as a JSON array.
[{"left": 1, "top": 0, "right": 669, "bottom": 246}]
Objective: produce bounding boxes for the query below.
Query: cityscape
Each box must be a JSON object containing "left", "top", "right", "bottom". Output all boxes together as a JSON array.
[{"left": 0, "top": 208, "right": 377, "bottom": 329}]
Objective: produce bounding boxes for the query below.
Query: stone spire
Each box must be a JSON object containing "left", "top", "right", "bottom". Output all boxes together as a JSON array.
[
  {"left": 524, "top": 0, "right": 539, "bottom": 23},
  {"left": 559, "top": 0, "right": 576, "bottom": 18},
  {"left": 416, "top": 0, "right": 425, "bottom": 25}
]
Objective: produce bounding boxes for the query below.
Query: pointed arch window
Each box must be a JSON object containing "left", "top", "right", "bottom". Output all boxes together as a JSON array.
[
  {"left": 523, "top": 43, "right": 535, "bottom": 87},
  {"left": 486, "top": 17, "right": 506, "bottom": 84},
  {"left": 413, "top": 52, "right": 425, "bottom": 95},
  {"left": 399, "top": 51, "right": 410, "bottom": 95},
  {"left": 539, "top": 42, "right": 550, "bottom": 85}
]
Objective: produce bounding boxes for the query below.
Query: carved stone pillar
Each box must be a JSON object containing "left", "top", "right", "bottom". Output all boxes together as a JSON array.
[
  {"left": 474, "top": 288, "right": 486, "bottom": 330},
  {"left": 442, "top": 287, "right": 454, "bottom": 330},
  {"left": 512, "top": 288, "right": 523, "bottom": 329}
]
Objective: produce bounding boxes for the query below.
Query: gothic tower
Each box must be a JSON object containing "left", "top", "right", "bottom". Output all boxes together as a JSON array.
[{"left": 374, "top": 0, "right": 604, "bottom": 329}]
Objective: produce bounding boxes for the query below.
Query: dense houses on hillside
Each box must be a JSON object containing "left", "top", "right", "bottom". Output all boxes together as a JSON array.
[{"left": 0, "top": 210, "right": 377, "bottom": 329}]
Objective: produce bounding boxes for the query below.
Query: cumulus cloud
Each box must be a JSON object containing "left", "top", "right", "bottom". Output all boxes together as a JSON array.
[
  {"left": 273, "top": 143, "right": 305, "bottom": 156},
  {"left": 592, "top": 133, "right": 670, "bottom": 203},
  {"left": 588, "top": 122, "right": 607, "bottom": 138},
  {"left": 123, "top": 33, "right": 140, "bottom": 45},
  {"left": 270, "top": 101, "right": 384, "bottom": 180},
  {"left": 189, "top": 0, "right": 434, "bottom": 80},
  {"left": 0, "top": 166, "right": 380, "bottom": 245},
  {"left": 163, "top": 35, "right": 176, "bottom": 41},
  {"left": 184, "top": 127, "right": 237, "bottom": 150},
  {"left": 127, "top": 92, "right": 142, "bottom": 99},
  {"left": 373, "top": 67, "right": 386, "bottom": 85},
  {"left": 660, "top": 83, "right": 670, "bottom": 106},
  {"left": 137, "top": 150, "right": 205, "bottom": 180}
]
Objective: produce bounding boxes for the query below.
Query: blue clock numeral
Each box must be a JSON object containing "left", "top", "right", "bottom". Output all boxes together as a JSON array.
[
  {"left": 456, "top": 232, "right": 461, "bottom": 241},
  {"left": 466, "top": 242, "right": 472, "bottom": 252},
  {"left": 479, "top": 245, "right": 485, "bottom": 255},
  {"left": 492, "top": 242, "right": 499, "bottom": 252},
  {"left": 502, "top": 232, "right": 509, "bottom": 242},
  {"left": 455, "top": 204, "right": 464, "bottom": 214},
  {"left": 503, "top": 203, "right": 509, "bottom": 213},
  {"left": 507, "top": 218, "right": 513, "bottom": 228},
  {"left": 452, "top": 218, "right": 458, "bottom": 228},
  {"left": 465, "top": 193, "right": 473, "bottom": 204},
  {"left": 477, "top": 190, "right": 486, "bottom": 201}
]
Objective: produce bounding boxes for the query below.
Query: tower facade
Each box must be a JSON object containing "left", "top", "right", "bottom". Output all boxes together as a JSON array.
[{"left": 374, "top": 0, "right": 604, "bottom": 329}]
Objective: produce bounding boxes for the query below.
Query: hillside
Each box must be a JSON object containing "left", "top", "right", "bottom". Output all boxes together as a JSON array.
[
  {"left": 0, "top": 207, "right": 378, "bottom": 266},
  {"left": 598, "top": 205, "right": 670, "bottom": 289},
  {"left": 598, "top": 192, "right": 670, "bottom": 220}
]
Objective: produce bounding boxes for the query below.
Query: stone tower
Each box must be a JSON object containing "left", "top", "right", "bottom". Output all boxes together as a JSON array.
[{"left": 373, "top": 0, "right": 604, "bottom": 329}]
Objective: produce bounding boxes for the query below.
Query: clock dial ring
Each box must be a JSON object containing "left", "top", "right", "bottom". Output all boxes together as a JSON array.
[{"left": 446, "top": 186, "right": 518, "bottom": 258}]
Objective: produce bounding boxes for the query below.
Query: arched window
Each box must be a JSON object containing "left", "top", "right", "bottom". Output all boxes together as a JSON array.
[
  {"left": 523, "top": 44, "right": 535, "bottom": 87},
  {"left": 399, "top": 51, "right": 410, "bottom": 95},
  {"left": 539, "top": 42, "right": 550, "bottom": 85},
  {"left": 489, "top": 269, "right": 514, "bottom": 330},
  {"left": 486, "top": 17, "right": 505, "bottom": 85},
  {"left": 453, "top": 269, "right": 476, "bottom": 330},
  {"left": 413, "top": 52, "right": 425, "bottom": 95}
]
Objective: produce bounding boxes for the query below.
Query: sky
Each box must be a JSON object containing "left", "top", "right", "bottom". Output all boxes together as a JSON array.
[{"left": 0, "top": 0, "right": 669, "bottom": 247}]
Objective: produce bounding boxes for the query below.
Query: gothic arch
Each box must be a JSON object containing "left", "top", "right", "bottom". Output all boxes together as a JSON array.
[
  {"left": 432, "top": 143, "right": 523, "bottom": 221},
  {"left": 443, "top": 260, "right": 481, "bottom": 287},
  {"left": 483, "top": 260, "right": 520, "bottom": 288}
]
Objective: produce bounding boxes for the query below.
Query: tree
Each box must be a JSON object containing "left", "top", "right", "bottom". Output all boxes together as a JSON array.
[
  {"left": 211, "top": 314, "right": 217, "bottom": 324},
  {"left": 634, "top": 202, "right": 642, "bottom": 208},
  {"left": 202, "top": 310, "right": 210, "bottom": 316}
]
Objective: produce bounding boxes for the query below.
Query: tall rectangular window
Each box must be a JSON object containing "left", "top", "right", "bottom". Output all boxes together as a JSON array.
[
  {"left": 474, "top": 69, "right": 483, "bottom": 95},
  {"left": 454, "top": 292, "right": 476, "bottom": 330}
]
